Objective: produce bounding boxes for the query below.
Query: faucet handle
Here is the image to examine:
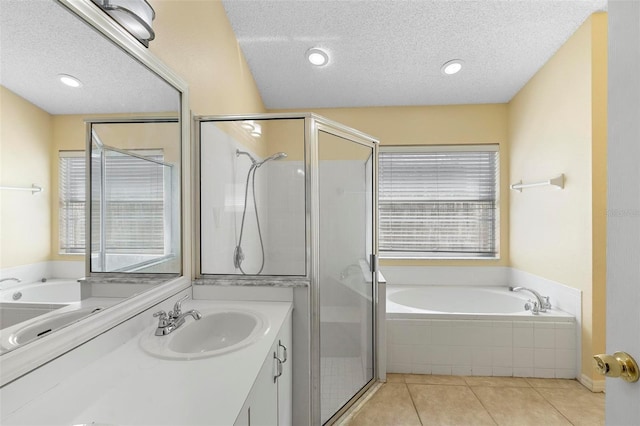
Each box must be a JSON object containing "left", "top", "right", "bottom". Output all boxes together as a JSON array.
[
  {"left": 172, "top": 295, "right": 189, "bottom": 317},
  {"left": 153, "top": 310, "right": 169, "bottom": 326},
  {"left": 524, "top": 299, "right": 540, "bottom": 315}
]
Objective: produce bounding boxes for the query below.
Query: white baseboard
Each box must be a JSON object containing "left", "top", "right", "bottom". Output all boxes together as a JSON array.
[{"left": 580, "top": 373, "right": 606, "bottom": 392}]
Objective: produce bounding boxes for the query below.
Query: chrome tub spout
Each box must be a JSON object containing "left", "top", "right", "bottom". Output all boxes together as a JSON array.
[{"left": 509, "top": 286, "right": 552, "bottom": 314}]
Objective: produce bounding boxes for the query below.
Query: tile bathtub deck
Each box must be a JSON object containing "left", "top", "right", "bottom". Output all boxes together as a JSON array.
[{"left": 343, "top": 374, "right": 604, "bottom": 426}]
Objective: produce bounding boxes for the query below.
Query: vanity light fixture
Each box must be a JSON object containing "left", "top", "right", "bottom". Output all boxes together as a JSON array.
[
  {"left": 441, "top": 59, "right": 464, "bottom": 75},
  {"left": 307, "top": 48, "right": 329, "bottom": 66},
  {"left": 91, "top": 0, "right": 155, "bottom": 47},
  {"left": 58, "top": 74, "right": 83, "bottom": 88}
]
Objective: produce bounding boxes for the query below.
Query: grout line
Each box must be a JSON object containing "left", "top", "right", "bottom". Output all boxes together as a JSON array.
[
  {"left": 530, "top": 385, "right": 576, "bottom": 425},
  {"left": 404, "top": 382, "right": 424, "bottom": 426},
  {"left": 369, "top": 375, "right": 598, "bottom": 426},
  {"left": 468, "top": 385, "right": 499, "bottom": 426}
]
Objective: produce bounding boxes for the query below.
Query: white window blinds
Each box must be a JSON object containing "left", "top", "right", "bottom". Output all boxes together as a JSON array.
[
  {"left": 59, "top": 150, "right": 167, "bottom": 255},
  {"left": 59, "top": 152, "right": 86, "bottom": 254},
  {"left": 379, "top": 146, "right": 499, "bottom": 258},
  {"left": 101, "top": 151, "right": 166, "bottom": 254}
]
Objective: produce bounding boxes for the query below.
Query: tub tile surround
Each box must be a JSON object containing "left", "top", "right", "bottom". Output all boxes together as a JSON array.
[
  {"left": 382, "top": 266, "right": 582, "bottom": 381},
  {"left": 387, "top": 318, "right": 577, "bottom": 379},
  {"left": 0, "top": 295, "right": 293, "bottom": 425}
]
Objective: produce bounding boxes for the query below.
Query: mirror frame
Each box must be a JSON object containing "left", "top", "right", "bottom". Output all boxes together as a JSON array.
[{"left": 0, "top": 0, "right": 191, "bottom": 386}]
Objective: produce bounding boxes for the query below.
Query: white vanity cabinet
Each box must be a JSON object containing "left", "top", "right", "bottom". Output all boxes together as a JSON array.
[{"left": 235, "top": 311, "right": 292, "bottom": 426}]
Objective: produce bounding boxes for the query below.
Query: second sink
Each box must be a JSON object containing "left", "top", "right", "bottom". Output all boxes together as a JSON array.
[{"left": 140, "top": 309, "right": 269, "bottom": 360}]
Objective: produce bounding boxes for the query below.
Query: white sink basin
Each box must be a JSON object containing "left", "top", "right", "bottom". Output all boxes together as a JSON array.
[{"left": 140, "top": 309, "right": 269, "bottom": 360}]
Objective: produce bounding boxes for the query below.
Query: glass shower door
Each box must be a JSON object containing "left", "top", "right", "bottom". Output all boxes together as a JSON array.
[{"left": 318, "top": 129, "right": 375, "bottom": 424}]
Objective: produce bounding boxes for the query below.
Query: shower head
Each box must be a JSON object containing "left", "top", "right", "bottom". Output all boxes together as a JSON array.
[
  {"left": 236, "top": 149, "right": 257, "bottom": 165},
  {"left": 237, "top": 149, "right": 287, "bottom": 168},
  {"left": 266, "top": 152, "right": 287, "bottom": 162},
  {"left": 256, "top": 152, "right": 287, "bottom": 167}
]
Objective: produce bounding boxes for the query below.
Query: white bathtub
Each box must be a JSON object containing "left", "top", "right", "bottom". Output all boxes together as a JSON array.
[
  {"left": 387, "top": 285, "right": 573, "bottom": 319},
  {"left": 386, "top": 285, "right": 577, "bottom": 379},
  {"left": 0, "top": 279, "right": 81, "bottom": 303}
]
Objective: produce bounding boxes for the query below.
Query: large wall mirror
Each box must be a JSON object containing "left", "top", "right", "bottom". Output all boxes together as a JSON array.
[{"left": 0, "top": 0, "right": 188, "bottom": 380}]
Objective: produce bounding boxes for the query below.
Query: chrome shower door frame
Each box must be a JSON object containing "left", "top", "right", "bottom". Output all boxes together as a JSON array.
[
  {"left": 193, "top": 113, "right": 379, "bottom": 426},
  {"left": 310, "top": 116, "right": 379, "bottom": 425}
]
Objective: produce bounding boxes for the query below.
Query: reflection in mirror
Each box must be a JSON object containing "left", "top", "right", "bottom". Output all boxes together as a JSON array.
[
  {"left": 199, "top": 118, "right": 306, "bottom": 276},
  {"left": 0, "top": 0, "right": 181, "bottom": 354},
  {"left": 90, "top": 121, "right": 181, "bottom": 273}
]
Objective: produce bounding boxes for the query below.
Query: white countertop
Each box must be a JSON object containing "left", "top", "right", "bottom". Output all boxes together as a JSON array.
[{"left": 1, "top": 300, "right": 292, "bottom": 426}]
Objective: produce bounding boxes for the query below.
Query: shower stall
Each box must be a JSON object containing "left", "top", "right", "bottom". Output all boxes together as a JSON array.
[
  {"left": 88, "top": 119, "right": 181, "bottom": 274},
  {"left": 195, "top": 113, "right": 379, "bottom": 425}
]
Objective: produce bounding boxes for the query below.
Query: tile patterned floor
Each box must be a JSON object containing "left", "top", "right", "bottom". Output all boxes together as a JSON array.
[{"left": 343, "top": 374, "right": 604, "bottom": 426}]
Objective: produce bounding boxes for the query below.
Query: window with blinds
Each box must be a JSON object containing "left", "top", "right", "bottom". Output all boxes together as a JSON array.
[
  {"left": 59, "top": 152, "right": 86, "bottom": 254},
  {"left": 59, "top": 150, "right": 167, "bottom": 255},
  {"left": 101, "top": 151, "right": 166, "bottom": 254},
  {"left": 378, "top": 145, "right": 500, "bottom": 258}
]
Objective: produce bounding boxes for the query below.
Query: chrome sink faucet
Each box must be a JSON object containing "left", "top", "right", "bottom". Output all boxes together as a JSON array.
[
  {"left": 510, "top": 286, "right": 552, "bottom": 314},
  {"left": 153, "top": 295, "right": 202, "bottom": 336}
]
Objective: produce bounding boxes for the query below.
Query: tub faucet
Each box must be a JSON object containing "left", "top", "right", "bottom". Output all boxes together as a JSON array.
[
  {"left": 510, "top": 286, "right": 551, "bottom": 314},
  {"left": 153, "top": 295, "right": 202, "bottom": 336}
]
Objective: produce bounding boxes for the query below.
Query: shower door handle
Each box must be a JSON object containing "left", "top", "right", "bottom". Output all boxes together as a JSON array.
[{"left": 370, "top": 254, "right": 378, "bottom": 273}]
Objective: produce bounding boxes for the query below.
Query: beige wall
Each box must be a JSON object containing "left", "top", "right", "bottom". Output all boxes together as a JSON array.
[
  {"left": 149, "top": 0, "right": 268, "bottom": 156},
  {"left": 0, "top": 86, "right": 53, "bottom": 268},
  {"left": 275, "top": 104, "right": 510, "bottom": 267},
  {"left": 508, "top": 14, "right": 607, "bottom": 380},
  {"left": 149, "top": 0, "right": 266, "bottom": 117},
  {"left": 590, "top": 13, "right": 608, "bottom": 382}
]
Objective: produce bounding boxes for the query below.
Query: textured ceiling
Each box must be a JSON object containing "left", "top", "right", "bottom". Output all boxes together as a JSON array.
[
  {"left": 222, "top": 0, "right": 607, "bottom": 109},
  {"left": 0, "top": 0, "right": 178, "bottom": 115}
]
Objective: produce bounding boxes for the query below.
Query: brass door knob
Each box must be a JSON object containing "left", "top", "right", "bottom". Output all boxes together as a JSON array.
[{"left": 593, "top": 352, "right": 639, "bottom": 382}]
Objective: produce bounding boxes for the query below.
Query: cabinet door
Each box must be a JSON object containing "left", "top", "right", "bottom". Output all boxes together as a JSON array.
[
  {"left": 249, "top": 349, "right": 279, "bottom": 426},
  {"left": 277, "top": 315, "right": 292, "bottom": 426}
]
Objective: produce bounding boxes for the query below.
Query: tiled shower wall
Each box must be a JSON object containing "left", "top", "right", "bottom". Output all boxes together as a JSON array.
[{"left": 387, "top": 318, "right": 577, "bottom": 379}]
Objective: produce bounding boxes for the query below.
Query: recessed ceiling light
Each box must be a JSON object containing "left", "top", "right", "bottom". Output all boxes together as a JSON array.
[
  {"left": 250, "top": 123, "right": 262, "bottom": 138},
  {"left": 441, "top": 59, "right": 464, "bottom": 75},
  {"left": 240, "top": 121, "right": 255, "bottom": 131},
  {"left": 307, "top": 48, "right": 329, "bottom": 66},
  {"left": 58, "top": 74, "right": 83, "bottom": 88}
]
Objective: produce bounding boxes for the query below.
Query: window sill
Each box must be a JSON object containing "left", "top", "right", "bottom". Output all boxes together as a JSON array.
[{"left": 380, "top": 252, "right": 500, "bottom": 261}]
